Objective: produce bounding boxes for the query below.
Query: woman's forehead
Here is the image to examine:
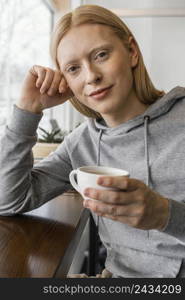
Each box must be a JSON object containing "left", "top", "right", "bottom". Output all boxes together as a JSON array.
[
  {"left": 62, "top": 23, "right": 115, "bottom": 44},
  {"left": 57, "top": 24, "right": 119, "bottom": 67}
]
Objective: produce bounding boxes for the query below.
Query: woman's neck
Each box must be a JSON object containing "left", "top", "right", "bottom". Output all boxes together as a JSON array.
[{"left": 102, "top": 95, "right": 150, "bottom": 128}]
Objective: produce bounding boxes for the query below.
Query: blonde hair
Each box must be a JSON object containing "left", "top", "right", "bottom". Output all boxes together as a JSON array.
[{"left": 50, "top": 4, "right": 165, "bottom": 119}]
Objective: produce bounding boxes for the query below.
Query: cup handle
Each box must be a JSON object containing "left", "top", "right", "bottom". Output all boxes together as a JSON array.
[{"left": 69, "top": 170, "right": 80, "bottom": 193}]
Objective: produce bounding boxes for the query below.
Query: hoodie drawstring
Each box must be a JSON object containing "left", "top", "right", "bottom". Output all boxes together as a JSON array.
[
  {"left": 91, "top": 129, "right": 103, "bottom": 272},
  {"left": 144, "top": 115, "right": 151, "bottom": 239},
  {"left": 144, "top": 115, "right": 151, "bottom": 187},
  {"left": 97, "top": 130, "right": 103, "bottom": 166},
  {"left": 95, "top": 129, "right": 103, "bottom": 229}
]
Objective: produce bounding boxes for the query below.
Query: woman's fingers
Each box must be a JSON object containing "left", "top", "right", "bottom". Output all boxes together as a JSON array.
[
  {"left": 84, "top": 200, "right": 140, "bottom": 217},
  {"left": 59, "top": 77, "right": 69, "bottom": 93},
  {"left": 30, "top": 65, "right": 46, "bottom": 88},
  {"left": 29, "top": 65, "right": 65, "bottom": 95},
  {"left": 84, "top": 188, "right": 135, "bottom": 205},
  {"left": 97, "top": 176, "right": 141, "bottom": 191},
  {"left": 39, "top": 68, "right": 55, "bottom": 94},
  {"left": 47, "top": 70, "right": 63, "bottom": 96}
]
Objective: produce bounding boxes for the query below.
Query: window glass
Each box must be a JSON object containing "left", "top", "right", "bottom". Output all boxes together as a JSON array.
[{"left": 0, "top": 0, "right": 52, "bottom": 136}]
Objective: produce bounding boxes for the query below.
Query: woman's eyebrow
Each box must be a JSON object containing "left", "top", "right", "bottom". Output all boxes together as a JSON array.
[
  {"left": 63, "top": 43, "right": 113, "bottom": 68},
  {"left": 89, "top": 43, "right": 113, "bottom": 55}
]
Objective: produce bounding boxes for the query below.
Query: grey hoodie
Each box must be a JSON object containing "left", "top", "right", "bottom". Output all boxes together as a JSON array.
[{"left": 1, "top": 86, "right": 185, "bottom": 277}]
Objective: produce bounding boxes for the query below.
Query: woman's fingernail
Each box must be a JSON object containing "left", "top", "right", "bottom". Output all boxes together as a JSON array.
[
  {"left": 40, "top": 88, "right": 45, "bottom": 94},
  {"left": 48, "top": 89, "right": 53, "bottom": 95},
  {"left": 98, "top": 178, "right": 104, "bottom": 185},
  {"left": 59, "top": 86, "right": 65, "bottom": 93},
  {"left": 98, "top": 177, "right": 110, "bottom": 185}
]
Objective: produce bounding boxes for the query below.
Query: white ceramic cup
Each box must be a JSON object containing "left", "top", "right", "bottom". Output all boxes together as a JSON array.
[{"left": 69, "top": 166, "right": 129, "bottom": 199}]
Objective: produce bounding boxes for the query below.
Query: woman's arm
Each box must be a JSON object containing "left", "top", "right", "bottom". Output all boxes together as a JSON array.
[
  {"left": 0, "top": 65, "right": 73, "bottom": 215},
  {"left": 0, "top": 105, "right": 72, "bottom": 216}
]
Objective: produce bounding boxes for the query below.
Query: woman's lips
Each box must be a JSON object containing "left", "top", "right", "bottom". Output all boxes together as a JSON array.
[{"left": 89, "top": 85, "right": 113, "bottom": 100}]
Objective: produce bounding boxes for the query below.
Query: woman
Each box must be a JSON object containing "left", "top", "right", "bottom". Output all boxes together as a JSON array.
[{"left": 0, "top": 5, "right": 185, "bottom": 278}]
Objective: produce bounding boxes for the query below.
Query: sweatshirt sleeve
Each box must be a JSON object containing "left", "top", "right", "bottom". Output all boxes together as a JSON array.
[
  {"left": 160, "top": 198, "right": 185, "bottom": 242},
  {"left": 0, "top": 105, "right": 72, "bottom": 216}
]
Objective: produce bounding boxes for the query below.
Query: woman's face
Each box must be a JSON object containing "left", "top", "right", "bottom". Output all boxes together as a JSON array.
[{"left": 57, "top": 24, "right": 139, "bottom": 126}]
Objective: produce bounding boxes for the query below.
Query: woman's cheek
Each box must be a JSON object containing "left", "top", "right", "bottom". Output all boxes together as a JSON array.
[{"left": 66, "top": 78, "right": 77, "bottom": 95}]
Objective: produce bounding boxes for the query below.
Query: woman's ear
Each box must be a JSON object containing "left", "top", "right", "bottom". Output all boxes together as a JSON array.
[{"left": 128, "top": 36, "right": 139, "bottom": 68}]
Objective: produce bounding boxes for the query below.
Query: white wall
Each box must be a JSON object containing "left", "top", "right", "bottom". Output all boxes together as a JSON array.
[
  {"left": 149, "top": 17, "right": 185, "bottom": 91},
  {"left": 85, "top": 0, "right": 185, "bottom": 9}
]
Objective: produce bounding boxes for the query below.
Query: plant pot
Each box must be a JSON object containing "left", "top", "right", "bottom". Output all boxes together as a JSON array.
[{"left": 32, "top": 142, "right": 60, "bottom": 159}]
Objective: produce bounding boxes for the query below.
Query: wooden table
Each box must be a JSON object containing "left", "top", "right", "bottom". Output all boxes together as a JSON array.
[{"left": 0, "top": 191, "right": 90, "bottom": 278}]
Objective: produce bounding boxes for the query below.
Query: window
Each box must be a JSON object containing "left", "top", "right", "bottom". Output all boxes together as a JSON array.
[{"left": 0, "top": 0, "right": 52, "bottom": 136}]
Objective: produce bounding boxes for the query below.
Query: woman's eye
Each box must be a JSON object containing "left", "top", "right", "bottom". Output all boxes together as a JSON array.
[
  {"left": 96, "top": 51, "right": 108, "bottom": 60},
  {"left": 67, "top": 66, "right": 78, "bottom": 73}
]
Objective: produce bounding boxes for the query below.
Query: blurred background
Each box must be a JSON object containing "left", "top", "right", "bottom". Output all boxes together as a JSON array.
[{"left": 0, "top": 0, "right": 185, "bottom": 139}]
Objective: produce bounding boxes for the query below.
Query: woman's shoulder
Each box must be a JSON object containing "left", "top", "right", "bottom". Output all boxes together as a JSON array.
[{"left": 65, "top": 120, "right": 89, "bottom": 143}]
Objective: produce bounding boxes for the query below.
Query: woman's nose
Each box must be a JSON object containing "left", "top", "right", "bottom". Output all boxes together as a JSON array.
[{"left": 85, "top": 65, "right": 102, "bottom": 85}]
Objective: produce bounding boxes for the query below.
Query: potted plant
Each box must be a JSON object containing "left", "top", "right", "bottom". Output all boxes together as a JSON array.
[{"left": 33, "top": 119, "right": 67, "bottom": 159}]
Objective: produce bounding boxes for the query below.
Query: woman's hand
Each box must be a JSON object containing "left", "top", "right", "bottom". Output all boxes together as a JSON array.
[
  {"left": 83, "top": 176, "right": 169, "bottom": 230},
  {"left": 17, "top": 65, "right": 74, "bottom": 114}
]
